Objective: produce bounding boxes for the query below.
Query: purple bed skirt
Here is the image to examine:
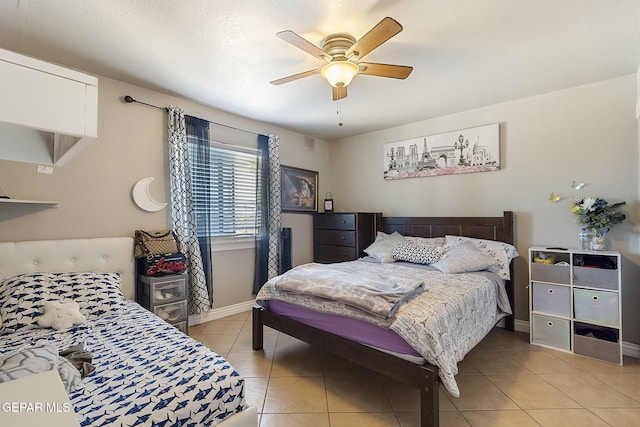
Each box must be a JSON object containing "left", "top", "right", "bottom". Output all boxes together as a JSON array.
[{"left": 267, "top": 300, "right": 421, "bottom": 357}]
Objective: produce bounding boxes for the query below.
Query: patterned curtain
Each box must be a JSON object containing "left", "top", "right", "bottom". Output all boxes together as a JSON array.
[
  {"left": 167, "top": 106, "right": 212, "bottom": 314},
  {"left": 253, "top": 134, "right": 282, "bottom": 294}
]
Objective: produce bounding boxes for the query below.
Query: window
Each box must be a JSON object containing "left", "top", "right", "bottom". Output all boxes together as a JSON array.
[{"left": 188, "top": 140, "right": 258, "bottom": 240}]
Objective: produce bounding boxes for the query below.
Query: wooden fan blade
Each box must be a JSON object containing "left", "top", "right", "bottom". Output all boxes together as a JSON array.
[
  {"left": 277, "top": 30, "right": 331, "bottom": 61},
  {"left": 357, "top": 62, "right": 413, "bottom": 79},
  {"left": 345, "top": 17, "right": 403, "bottom": 61},
  {"left": 270, "top": 69, "right": 321, "bottom": 85},
  {"left": 332, "top": 86, "right": 348, "bottom": 101}
]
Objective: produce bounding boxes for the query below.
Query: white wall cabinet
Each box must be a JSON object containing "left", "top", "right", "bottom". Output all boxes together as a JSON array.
[
  {"left": 0, "top": 47, "right": 98, "bottom": 165},
  {"left": 529, "top": 247, "right": 622, "bottom": 364}
]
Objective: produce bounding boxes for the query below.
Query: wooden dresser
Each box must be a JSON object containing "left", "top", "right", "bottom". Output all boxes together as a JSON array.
[{"left": 313, "top": 212, "right": 381, "bottom": 263}]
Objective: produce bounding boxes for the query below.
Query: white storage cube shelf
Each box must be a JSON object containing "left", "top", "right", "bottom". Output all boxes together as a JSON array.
[{"left": 529, "top": 247, "right": 622, "bottom": 365}]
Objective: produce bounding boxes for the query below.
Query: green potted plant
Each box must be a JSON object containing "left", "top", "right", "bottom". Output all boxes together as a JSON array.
[{"left": 570, "top": 197, "right": 626, "bottom": 250}]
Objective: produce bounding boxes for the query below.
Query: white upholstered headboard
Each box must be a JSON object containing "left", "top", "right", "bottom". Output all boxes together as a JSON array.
[{"left": 0, "top": 237, "right": 136, "bottom": 300}]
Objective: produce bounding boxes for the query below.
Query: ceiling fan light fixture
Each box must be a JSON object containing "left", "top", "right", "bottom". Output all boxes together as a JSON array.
[{"left": 321, "top": 61, "right": 359, "bottom": 88}]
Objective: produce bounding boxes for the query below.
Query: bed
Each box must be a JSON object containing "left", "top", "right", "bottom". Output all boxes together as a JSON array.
[
  {"left": 253, "top": 212, "right": 516, "bottom": 427},
  {"left": 0, "top": 237, "right": 257, "bottom": 427}
]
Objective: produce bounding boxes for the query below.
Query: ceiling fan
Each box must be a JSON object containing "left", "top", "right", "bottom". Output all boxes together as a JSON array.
[{"left": 271, "top": 17, "right": 413, "bottom": 101}]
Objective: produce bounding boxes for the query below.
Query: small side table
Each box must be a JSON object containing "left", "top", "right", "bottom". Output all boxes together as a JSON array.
[{"left": 137, "top": 274, "right": 188, "bottom": 334}]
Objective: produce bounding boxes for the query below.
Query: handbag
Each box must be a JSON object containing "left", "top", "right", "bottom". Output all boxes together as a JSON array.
[
  {"left": 135, "top": 229, "right": 186, "bottom": 276},
  {"left": 134, "top": 229, "right": 180, "bottom": 258}
]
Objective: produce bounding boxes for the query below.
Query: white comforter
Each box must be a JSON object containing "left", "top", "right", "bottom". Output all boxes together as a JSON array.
[{"left": 256, "top": 259, "right": 511, "bottom": 397}]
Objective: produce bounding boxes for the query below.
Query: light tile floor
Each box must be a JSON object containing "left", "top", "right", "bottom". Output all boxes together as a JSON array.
[{"left": 189, "top": 311, "right": 640, "bottom": 426}]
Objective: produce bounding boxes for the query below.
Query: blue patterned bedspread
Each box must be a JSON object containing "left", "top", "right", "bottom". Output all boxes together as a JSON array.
[{"left": 0, "top": 302, "right": 248, "bottom": 426}]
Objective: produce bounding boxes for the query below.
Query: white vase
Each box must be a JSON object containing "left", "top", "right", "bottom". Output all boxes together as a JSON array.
[{"left": 590, "top": 235, "right": 606, "bottom": 251}]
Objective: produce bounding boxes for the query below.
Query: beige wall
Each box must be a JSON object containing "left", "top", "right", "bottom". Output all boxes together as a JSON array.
[
  {"left": 0, "top": 76, "right": 329, "bottom": 309},
  {"left": 328, "top": 75, "right": 640, "bottom": 344}
]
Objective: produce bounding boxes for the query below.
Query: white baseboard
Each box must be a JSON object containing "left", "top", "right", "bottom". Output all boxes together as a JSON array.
[
  {"left": 510, "top": 319, "right": 640, "bottom": 359},
  {"left": 623, "top": 341, "right": 640, "bottom": 359},
  {"left": 495, "top": 318, "right": 529, "bottom": 333},
  {"left": 514, "top": 319, "right": 529, "bottom": 333},
  {"left": 189, "top": 300, "right": 255, "bottom": 326}
]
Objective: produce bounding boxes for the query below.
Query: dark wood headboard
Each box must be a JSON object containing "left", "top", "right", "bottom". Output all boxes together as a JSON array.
[
  {"left": 379, "top": 211, "right": 514, "bottom": 245},
  {"left": 379, "top": 211, "right": 516, "bottom": 331}
]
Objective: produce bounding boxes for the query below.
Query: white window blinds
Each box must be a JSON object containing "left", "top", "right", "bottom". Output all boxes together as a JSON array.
[{"left": 188, "top": 141, "right": 257, "bottom": 237}]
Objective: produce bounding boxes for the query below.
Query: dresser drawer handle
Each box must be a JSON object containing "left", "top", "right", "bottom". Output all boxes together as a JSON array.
[
  {"left": 341, "top": 236, "right": 346, "bottom": 240},
  {"left": 547, "top": 289, "right": 555, "bottom": 295},
  {"left": 547, "top": 321, "right": 554, "bottom": 327},
  {"left": 592, "top": 295, "right": 599, "bottom": 301}
]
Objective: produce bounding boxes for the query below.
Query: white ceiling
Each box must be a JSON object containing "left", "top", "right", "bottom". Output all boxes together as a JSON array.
[{"left": 1, "top": 0, "right": 639, "bottom": 141}]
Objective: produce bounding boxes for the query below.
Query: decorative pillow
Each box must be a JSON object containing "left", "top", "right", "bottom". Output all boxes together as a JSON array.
[
  {"left": 0, "top": 344, "right": 81, "bottom": 393},
  {"left": 392, "top": 240, "right": 442, "bottom": 265},
  {"left": 0, "top": 272, "right": 126, "bottom": 334},
  {"left": 37, "top": 300, "right": 86, "bottom": 330},
  {"left": 363, "top": 231, "right": 406, "bottom": 263},
  {"left": 443, "top": 236, "right": 519, "bottom": 279},
  {"left": 432, "top": 240, "right": 498, "bottom": 274}
]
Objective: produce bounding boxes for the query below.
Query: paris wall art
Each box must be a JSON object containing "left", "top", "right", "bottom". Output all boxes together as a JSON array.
[{"left": 383, "top": 123, "right": 500, "bottom": 180}]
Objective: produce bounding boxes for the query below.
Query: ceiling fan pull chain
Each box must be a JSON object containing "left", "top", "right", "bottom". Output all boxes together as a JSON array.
[{"left": 337, "top": 101, "right": 343, "bottom": 127}]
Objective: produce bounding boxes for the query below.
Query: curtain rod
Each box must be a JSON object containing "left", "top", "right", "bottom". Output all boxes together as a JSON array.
[{"left": 123, "top": 95, "right": 263, "bottom": 137}]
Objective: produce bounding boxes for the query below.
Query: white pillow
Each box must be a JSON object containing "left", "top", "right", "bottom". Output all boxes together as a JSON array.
[
  {"left": 443, "top": 236, "right": 518, "bottom": 279},
  {"left": 363, "top": 231, "right": 406, "bottom": 263},
  {"left": 432, "top": 240, "right": 498, "bottom": 274}
]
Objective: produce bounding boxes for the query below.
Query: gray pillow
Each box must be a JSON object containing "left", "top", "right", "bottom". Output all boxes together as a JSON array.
[
  {"left": 443, "top": 235, "right": 518, "bottom": 279},
  {"left": 363, "top": 231, "right": 406, "bottom": 263},
  {"left": 432, "top": 240, "right": 498, "bottom": 274}
]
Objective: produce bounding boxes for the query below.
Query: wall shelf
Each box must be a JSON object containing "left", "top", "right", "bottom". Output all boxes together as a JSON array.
[{"left": 0, "top": 198, "right": 59, "bottom": 206}]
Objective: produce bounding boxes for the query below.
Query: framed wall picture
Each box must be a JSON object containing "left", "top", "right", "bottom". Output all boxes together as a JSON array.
[
  {"left": 323, "top": 192, "right": 334, "bottom": 212},
  {"left": 383, "top": 123, "right": 500, "bottom": 180},
  {"left": 281, "top": 165, "right": 318, "bottom": 212}
]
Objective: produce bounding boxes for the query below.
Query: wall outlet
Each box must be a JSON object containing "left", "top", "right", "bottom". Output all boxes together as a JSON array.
[{"left": 37, "top": 165, "right": 54, "bottom": 174}]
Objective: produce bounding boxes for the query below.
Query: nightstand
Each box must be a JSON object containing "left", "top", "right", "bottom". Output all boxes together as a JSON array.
[{"left": 137, "top": 274, "right": 188, "bottom": 334}]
